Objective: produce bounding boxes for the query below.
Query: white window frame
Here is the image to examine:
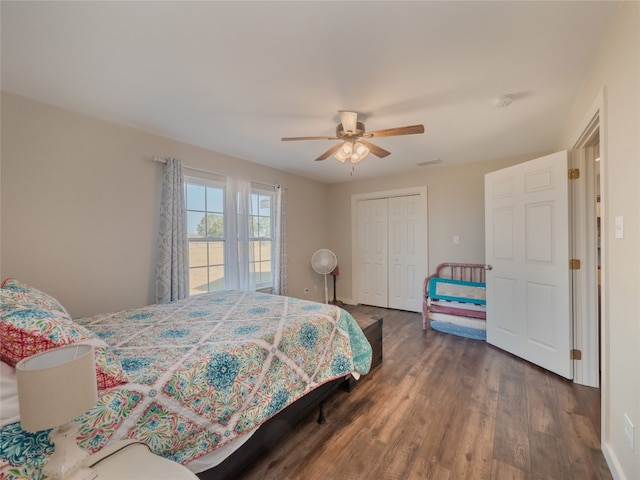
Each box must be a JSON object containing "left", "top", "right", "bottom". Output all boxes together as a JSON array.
[
  {"left": 184, "top": 175, "right": 275, "bottom": 295},
  {"left": 250, "top": 186, "right": 276, "bottom": 290}
]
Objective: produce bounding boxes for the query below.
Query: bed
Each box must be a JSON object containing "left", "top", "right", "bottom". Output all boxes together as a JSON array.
[{"left": 0, "top": 279, "right": 372, "bottom": 479}]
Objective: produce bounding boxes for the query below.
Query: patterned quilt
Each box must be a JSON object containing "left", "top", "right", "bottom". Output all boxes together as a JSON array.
[{"left": 0, "top": 291, "right": 371, "bottom": 479}]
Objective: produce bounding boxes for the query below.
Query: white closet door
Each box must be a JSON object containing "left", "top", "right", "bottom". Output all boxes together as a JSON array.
[
  {"left": 357, "top": 198, "right": 388, "bottom": 308},
  {"left": 388, "top": 195, "right": 425, "bottom": 312},
  {"left": 357, "top": 195, "right": 425, "bottom": 312}
]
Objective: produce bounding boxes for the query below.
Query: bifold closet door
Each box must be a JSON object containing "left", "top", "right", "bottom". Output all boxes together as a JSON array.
[
  {"left": 388, "top": 195, "right": 424, "bottom": 312},
  {"left": 357, "top": 195, "right": 425, "bottom": 312},
  {"left": 357, "top": 198, "right": 388, "bottom": 308}
]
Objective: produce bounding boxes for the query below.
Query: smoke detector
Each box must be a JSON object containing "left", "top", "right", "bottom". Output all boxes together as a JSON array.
[{"left": 493, "top": 94, "right": 513, "bottom": 108}]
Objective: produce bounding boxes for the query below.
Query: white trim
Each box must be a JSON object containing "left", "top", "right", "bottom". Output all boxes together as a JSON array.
[
  {"left": 569, "top": 88, "right": 612, "bottom": 474},
  {"left": 603, "top": 442, "right": 628, "bottom": 480},
  {"left": 351, "top": 186, "right": 428, "bottom": 308},
  {"left": 569, "top": 88, "right": 606, "bottom": 388}
]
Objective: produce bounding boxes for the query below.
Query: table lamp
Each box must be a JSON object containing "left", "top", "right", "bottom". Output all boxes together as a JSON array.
[{"left": 16, "top": 344, "right": 99, "bottom": 480}]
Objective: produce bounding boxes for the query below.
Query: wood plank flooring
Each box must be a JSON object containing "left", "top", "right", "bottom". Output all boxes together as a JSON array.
[{"left": 240, "top": 305, "right": 612, "bottom": 480}]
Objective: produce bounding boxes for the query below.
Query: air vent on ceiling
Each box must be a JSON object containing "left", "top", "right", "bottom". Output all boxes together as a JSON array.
[{"left": 417, "top": 159, "right": 442, "bottom": 167}]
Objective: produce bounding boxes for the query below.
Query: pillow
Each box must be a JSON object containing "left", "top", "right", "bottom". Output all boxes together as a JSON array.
[
  {"left": 0, "top": 361, "right": 20, "bottom": 427},
  {"left": 0, "top": 280, "right": 128, "bottom": 390},
  {"left": 1, "top": 278, "right": 69, "bottom": 315}
]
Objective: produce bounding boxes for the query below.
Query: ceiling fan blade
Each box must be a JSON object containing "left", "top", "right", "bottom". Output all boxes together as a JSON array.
[
  {"left": 281, "top": 135, "right": 339, "bottom": 141},
  {"left": 365, "top": 124, "right": 425, "bottom": 138},
  {"left": 358, "top": 139, "right": 391, "bottom": 158},
  {"left": 315, "top": 143, "right": 342, "bottom": 161},
  {"left": 338, "top": 111, "right": 358, "bottom": 134}
]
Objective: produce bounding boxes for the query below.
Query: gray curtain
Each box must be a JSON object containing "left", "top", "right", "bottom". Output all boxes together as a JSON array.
[
  {"left": 156, "top": 158, "right": 189, "bottom": 303},
  {"left": 273, "top": 184, "right": 288, "bottom": 295}
]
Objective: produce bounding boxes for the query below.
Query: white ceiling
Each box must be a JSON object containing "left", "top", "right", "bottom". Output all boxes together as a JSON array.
[{"left": 1, "top": 1, "right": 620, "bottom": 184}]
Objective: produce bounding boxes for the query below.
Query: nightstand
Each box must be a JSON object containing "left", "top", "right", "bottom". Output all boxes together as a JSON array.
[{"left": 87, "top": 440, "right": 198, "bottom": 479}]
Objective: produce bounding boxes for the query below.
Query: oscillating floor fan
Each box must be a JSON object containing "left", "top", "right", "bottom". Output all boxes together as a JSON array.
[{"left": 311, "top": 249, "right": 338, "bottom": 304}]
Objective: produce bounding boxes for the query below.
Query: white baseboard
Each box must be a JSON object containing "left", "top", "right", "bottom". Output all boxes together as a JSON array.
[{"left": 602, "top": 441, "right": 627, "bottom": 480}]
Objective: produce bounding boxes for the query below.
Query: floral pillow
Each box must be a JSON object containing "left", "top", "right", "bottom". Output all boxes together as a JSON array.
[
  {"left": 0, "top": 278, "right": 69, "bottom": 315},
  {"left": 0, "top": 279, "right": 128, "bottom": 390}
]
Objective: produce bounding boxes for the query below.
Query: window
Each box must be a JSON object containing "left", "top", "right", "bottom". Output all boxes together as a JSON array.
[
  {"left": 250, "top": 189, "right": 274, "bottom": 288},
  {"left": 185, "top": 177, "right": 274, "bottom": 295}
]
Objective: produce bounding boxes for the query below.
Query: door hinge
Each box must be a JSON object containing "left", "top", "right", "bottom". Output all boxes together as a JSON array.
[
  {"left": 570, "top": 349, "right": 582, "bottom": 360},
  {"left": 569, "top": 259, "right": 581, "bottom": 270},
  {"left": 568, "top": 168, "right": 580, "bottom": 180}
]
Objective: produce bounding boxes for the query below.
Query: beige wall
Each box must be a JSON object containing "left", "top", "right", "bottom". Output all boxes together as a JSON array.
[
  {"left": 326, "top": 152, "right": 547, "bottom": 303},
  {"left": 0, "top": 93, "right": 330, "bottom": 316},
  {"left": 556, "top": 1, "right": 639, "bottom": 478}
]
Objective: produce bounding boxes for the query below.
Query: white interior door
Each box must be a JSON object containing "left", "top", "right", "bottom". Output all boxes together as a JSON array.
[
  {"left": 388, "top": 195, "right": 425, "bottom": 311},
  {"left": 357, "top": 198, "right": 388, "bottom": 308},
  {"left": 485, "top": 151, "right": 572, "bottom": 379}
]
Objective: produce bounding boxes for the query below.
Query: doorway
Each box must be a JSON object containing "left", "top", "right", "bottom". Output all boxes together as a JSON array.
[{"left": 570, "top": 106, "right": 604, "bottom": 388}]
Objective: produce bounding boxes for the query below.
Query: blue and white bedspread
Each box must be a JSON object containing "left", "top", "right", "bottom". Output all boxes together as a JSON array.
[{"left": 0, "top": 291, "right": 371, "bottom": 479}]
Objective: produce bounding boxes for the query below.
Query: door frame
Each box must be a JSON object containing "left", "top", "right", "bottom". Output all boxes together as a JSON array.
[
  {"left": 351, "top": 187, "right": 428, "bottom": 308},
  {"left": 569, "top": 88, "right": 607, "bottom": 388}
]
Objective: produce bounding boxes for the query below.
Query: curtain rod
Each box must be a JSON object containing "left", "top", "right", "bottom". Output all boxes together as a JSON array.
[{"left": 152, "top": 156, "right": 280, "bottom": 190}]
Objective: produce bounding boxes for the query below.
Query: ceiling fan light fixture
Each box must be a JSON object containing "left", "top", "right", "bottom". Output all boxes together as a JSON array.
[
  {"left": 334, "top": 146, "right": 349, "bottom": 162},
  {"left": 339, "top": 111, "right": 358, "bottom": 134},
  {"left": 354, "top": 142, "right": 368, "bottom": 156}
]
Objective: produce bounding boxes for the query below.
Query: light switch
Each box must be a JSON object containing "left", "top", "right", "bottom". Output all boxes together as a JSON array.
[
  {"left": 615, "top": 216, "right": 624, "bottom": 239},
  {"left": 453, "top": 235, "right": 460, "bottom": 245}
]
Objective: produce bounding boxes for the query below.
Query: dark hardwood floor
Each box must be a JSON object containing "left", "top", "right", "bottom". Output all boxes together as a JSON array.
[{"left": 240, "top": 305, "right": 612, "bottom": 480}]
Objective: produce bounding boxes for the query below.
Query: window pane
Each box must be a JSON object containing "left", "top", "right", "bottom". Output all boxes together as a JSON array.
[
  {"left": 204, "top": 213, "right": 224, "bottom": 238},
  {"left": 189, "top": 267, "right": 209, "bottom": 296},
  {"left": 258, "top": 217, "right": 271, "bottom": 238},
  {"left": 261, "top": 240, "right": 272, "bottom": 261},
  {"left": 208, "top": 265, "right": 225, "bottom": 291},
  {"left": 258, "top": 261, "right": 271, "bottom": 284},
  {"left": 206, "top": 187, "right": 224, "bottom": 213},
  {"left": 259, "top": 195, "right": 271, "bottom": 216},
  {"left": 250, "top": 216, "right": 259, "bottom": 237},
  {"left": 251, "top": 241, "right": 261, "bottom": 260},
  {"left": 189, "top": 242, "right": 208, "bottom": 267},
  {"left": 188, "top": 211, "right": 206, "bottom": 238},
  {"left": 186, "top": 184, "right": 205, "bottom": 211},
  {"left": 250, "top": 194, "right": 259, "bottom": 213},
  {"left": 208, "top": 242, "right": 224, "bottom": 267}
]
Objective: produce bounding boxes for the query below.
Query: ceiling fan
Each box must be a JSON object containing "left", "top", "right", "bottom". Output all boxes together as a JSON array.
[{"left": 281, "top": 111, "right": 425, "bottom": 164}]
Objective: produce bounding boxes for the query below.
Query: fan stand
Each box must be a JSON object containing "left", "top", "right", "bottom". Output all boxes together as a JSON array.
[
  {"left": 323, "top": 274, "right": 329, "bottom": 304},
  {"left": 331, "top": 275, "right": 343, "bottom": 305}
]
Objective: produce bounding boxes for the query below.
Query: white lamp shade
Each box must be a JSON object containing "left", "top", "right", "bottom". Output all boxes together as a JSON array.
[
  {"left": 354, "top": 142, "right": 369, "bottom": 156},
  {"left": 334, "top": 141, "right": 353, "bottom": 162},
  {"left": 16, "top": 344, "right": 98, "bottom": 432},
  {"left": 351, "top": 142, "right": 369, "bottom": 163},
  {"left": 334, "top": 150, "right": 349, "bottom": 162}
]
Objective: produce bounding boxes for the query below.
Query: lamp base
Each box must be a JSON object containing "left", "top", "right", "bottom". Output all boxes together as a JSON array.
[
  {"left": 43, "top": 422, "right": 96, "bottom": 480},
  {"left": 52, "top": 467, "right": 98, "bottom": 480}
]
